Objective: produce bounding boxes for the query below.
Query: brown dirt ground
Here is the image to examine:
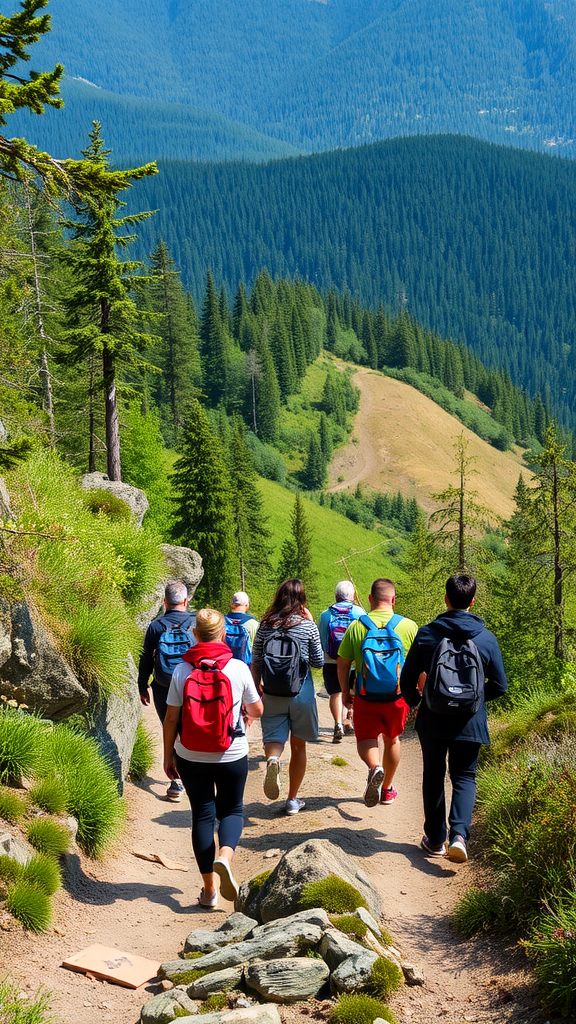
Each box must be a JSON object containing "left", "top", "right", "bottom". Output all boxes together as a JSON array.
[
  {"left": 0, "top": 695, "right": 552, "bottom": 1024},
  {"left": 328, "top": 369, "right": 530, "bottom": 519}
]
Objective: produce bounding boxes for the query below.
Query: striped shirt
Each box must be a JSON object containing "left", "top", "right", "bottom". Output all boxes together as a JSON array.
[{"left": 252, "top": 617, "right": 324, "bottom": 672}]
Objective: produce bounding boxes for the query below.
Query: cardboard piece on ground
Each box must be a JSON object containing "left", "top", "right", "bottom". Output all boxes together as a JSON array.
[
  {"left": 62, "top": 944, "right": 160, "bottom": 988},
  {"left": 132, "top": 849, "right": 188, "bottom": 871}
]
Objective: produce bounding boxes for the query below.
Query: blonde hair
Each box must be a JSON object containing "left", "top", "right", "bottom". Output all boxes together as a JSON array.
[{"left": 195, "top": 608, "right": 226, "bottom": 642}]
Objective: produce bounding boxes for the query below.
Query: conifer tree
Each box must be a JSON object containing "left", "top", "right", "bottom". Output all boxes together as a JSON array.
[
  {"left": 59, "top": 122, "right": 157, "bottom": 480},
  {"left": 171, "top": 399, "right": 237, "bottom": 606},
  {"left": 400, "top": 511, "right": 445, "bottom": 624},
  {"left": 302, "top": 432, "right": 325, "bottom": 490},
  {"left": 200, "top": 270, "right": 230, "bottom": 408},
  {"left": 430, "top": 432, "right": 495, "bottom": 572},
  {"left": 277, "top": 491, "right": 317, "bottom": 599},
  {"left": 269, "top": 314, "right": 296, "bottom": 399},
  {"left": 254, "top": 330, "right": 281, "bottom": 443},
  {"left": 228, "top": 416, "right": 273, "bottom": 599},
  {"left": 319, "top": 412, "right": 332, "bottom": 463}
]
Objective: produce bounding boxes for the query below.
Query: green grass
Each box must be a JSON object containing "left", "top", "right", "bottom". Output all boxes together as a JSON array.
[
  {"left": 0, "top": 855, "right": 23, "bottom": 885},
  {"left": 6, "top": 880, "right": 52, "bottom": 932},
  {"left": 332, "top": 757, "right": 348, "bottom": 767},
  {"left": 0, "top": 787, "right": 27, "bottom": 823},
  {"left": 0, "top": 978, "right": 53, "bottom": 1024},
  {"left": 300, "top": 875, "right": 368, "bottom": 914},
  {"left": 29, "top": 777, "right": 68, "bottom": 816},
  {"left": 129, "top": 721, "right": 156, "bottom": 780},
  {"left": 83, "top": 488, "right": 133, "bottom": 522},
  {"left": 25, "top": 818, "right": 70, "bottom": 857},
  {"left": 367, "top": 957, "right": 404, "bottom": 998},
  {"left": 0, "top": 710, "right": 45, "bottom": 784},
  {"left": 247, "top": 869, "right": 272, "bottom": 895},
  {"left": 63, "top": 597, "right": 141, "bottom": 700},
  {"left": 330, "top": 993, "right": 397, "bottom": 1024},
  {"left": 21, "top": 854, "right": 61, "bottom": 896},
  {"left": 523, "top": 896, "right": 576, "bottom": 1016},
  {"left": 257, "top": 477, "right": 401, "bottom": 618},
  {"left": 451, "top": 888, "right": 503, "bottom": 937},
  {"left": 200, "top": 994, "right": 228, "bottom": 1013},
  {"left": 331, "top": 914, "right": 368, "bottom": 938}
]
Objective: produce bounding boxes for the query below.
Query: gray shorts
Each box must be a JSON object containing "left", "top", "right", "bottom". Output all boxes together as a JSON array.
[{"left": 260, "top": 672, "right": 319, "bottom": 745}]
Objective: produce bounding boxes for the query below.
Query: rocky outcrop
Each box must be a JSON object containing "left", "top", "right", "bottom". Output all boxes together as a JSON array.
[
  {"left": 80, "top": 472, "right": 149, "bottom": 525},
  {"left": 138, "top": 545, "right": 204, "bottom": 630},
  {"left": 183, "top": 913, "right": 258, "bottom": 955},
  {"left": 0, "top": 829, "right": 35, "bottom": 866},
  {"left": 245, "top": 958, "right": 330, "bottom": 1003},
  {"left": 330, "top": 950, "right": 379, "bottom": 993},
  {"left": 0, "top": 599, "right": 88, "bottom": 720},
  {"left": 88, "top": 653, "right": 141, "bottom": 792}
]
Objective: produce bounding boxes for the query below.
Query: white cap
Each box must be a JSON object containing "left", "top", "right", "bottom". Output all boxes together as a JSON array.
[{"left": 231, "top": 591, "right": 250, "bottom": 608}]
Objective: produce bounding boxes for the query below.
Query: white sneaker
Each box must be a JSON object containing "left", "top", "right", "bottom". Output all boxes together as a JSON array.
[
  {"left": 213, "top": 858, "right": 239, "bottom": 901},
  {"left": 447, "top": 836, "right": 468, "bottom": 863},
  {"left": 263, "top": 757, "right": 281, "bottom": 800},
  {"left": 363, "top": 766, "right": 384, "bottom": 808},
  {"left": 285, "top": 797, "right": 305, "bottom": 815}
]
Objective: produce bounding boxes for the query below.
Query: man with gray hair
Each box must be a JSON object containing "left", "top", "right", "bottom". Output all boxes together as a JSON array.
[
  {"left": 138, "top": 580, "right": 195, "bottom": 800},
  {"left": 318, "top": 581, "right": 364, "bottom": 742}
]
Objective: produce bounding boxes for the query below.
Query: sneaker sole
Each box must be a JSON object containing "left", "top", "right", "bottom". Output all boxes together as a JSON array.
[
  {"left": 285, "top": 802, "right": 305, "bottom": 815},
  {"left": 263, "top": 760, "right": 280, "bottom": 801},
  {"left": 420, "top": 838, "right": 446, "bottom": 857},
  {"left": 213, "top": 859, "right": 239, "bottom": 901},
  {"left": 447, "top": 844, "right": 468, "bottom": 863},
  {"left": 332, "top": 734, "right": 344, "bottom": 744},
  {"left": 363, "top": 767, "right": 384, "bottom": 807},
  {"left": 166, "top": 792, "right": 182, "bottom": 802}
]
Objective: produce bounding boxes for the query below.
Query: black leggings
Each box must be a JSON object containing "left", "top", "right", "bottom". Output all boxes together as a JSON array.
[{"left": 175, "top": 754, "right": 248, "bottom": 874}]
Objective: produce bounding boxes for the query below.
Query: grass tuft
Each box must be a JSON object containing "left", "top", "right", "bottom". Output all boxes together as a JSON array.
[
  {"left": 25, "top": 818, "right": 70, "bottom": 857},
  {"left": 63, "top": 598, "right": 140, "bottom": 700},
  {"left": 6, "top": 879, "right": 52, "bottom": 932},
  {"left": 0, "top": 709, "right": 44, "bottom": 783},
  {"left": 21, "top": 854, "right": 61, "bottom": 896},
  {"left": 523, "top": 897, "right": 576, "bottom": 1017},
  {"left": 367, "top": 956, "right": 404, "bottom": 998},
  {"left": 0, "top": 854, "right": 23, "bottom": 885},
  {"left": 300, "top": 875, "right": 368, "bottom": 914},
  {"left": 332, "top": 756, "right": 348, "bottom": 767},
  {"left": 0, "top": 978, "right": 53, "bottom": 1024},
  {"left": 0, "top": 787, "right": 27, "bottom": 823},
  {"left": 331, "top": 914, "right": 368, "bottom": 938},
  {"left": 129, "top": 721, "right": 156, "bottom": 780},
  {"left": 451, "top": 888, "right": 503, "bottom": 937},
  {"left": 200, "top": 993, "right": 228, "bottom": 1013},
  {"left": 330, "top": 993, "right": 397, "bottom": 1024},
  {"left": 83, "top": 488, "right": 133, "bottom": 522},
  {"left": 29, "top": 777, "right": 68, "bottom": 816}
]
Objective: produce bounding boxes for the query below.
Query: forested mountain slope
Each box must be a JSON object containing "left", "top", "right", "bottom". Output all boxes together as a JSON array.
[
  {"left": 133, "top": 135, "right": 576, "bottom": 430},
  {"left": 12, "top": 0, "right": 575, "bottom": 159}
]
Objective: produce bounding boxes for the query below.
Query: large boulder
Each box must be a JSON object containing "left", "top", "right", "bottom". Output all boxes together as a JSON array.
[
  {"left": 187, "top": 966, "right": 244, "bottom": 998},
  {"left": 140, "top": 989, "right": 201, "bottom": 1024},
  {"left": 88, "top": 653, "right": 141, "bottom": 792},
  {"left": 80, "top": 472, "right": 149, "bottom": 526},
  {"left": 0, "top": 829, "right": 35, "bottom": 866},
  {"left": 245, "top": 957, "right": 330, "bottom": 1003},
  {"left": 184, "top": 913, "right": 258, "bottom": 955},
  {"left": 137, "top": 545, "right": 204, "bottom": 630},
  {"left": 330, "top": 950, "right": 378, "bottom": 994},
  {"left": 0, "top": 599, "right": 88, "bottom": 720},
  {"left": 175, "top": 1008, "right": 280, "bottom": 1024},
  {"left": 235, "top": 839, "right": 382, "bottom": 924}
]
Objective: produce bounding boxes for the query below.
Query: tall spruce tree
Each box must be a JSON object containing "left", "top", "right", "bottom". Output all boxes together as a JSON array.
[
  {"left": 170, "top": 399, "right": 236, "bottom": 606},
  {"left": 429, "top": 432, "right": 495, "bottom": 572},
  {"left": 302, "top": 431, "right": 325, "bottom": 490},
  {"left": 200, "top": 270, "right": 230, "bottom": 408},
  {"left": 228, "top": 416, "right": 273, "bottom": 600},
  {"left": 277, "top": 491, "right": 317, "bottom": 599},
  {"left": 254, "top": 330, "right": 281, "bottom": 442},
  {"left": 399, "top": 510, "right": 445, "bottom": 624}
]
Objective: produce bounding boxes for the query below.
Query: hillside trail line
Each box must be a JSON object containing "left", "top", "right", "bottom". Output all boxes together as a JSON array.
[{"left": 1, "top": 695, "right": 543, "bottom": 1024}]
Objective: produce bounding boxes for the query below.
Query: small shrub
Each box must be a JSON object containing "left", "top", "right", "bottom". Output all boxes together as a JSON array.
[
  {"left": 0, "top": 709, "right": 44, "bottom": 783},
  {"left": 380, "top": 927, "right": 394, "bottom": 946},
  {"left": 63, "top": 598, "right": 140, "bottom": 699},
  {"left": 0, "top": 787, "right": 27, "bottom": 823},
  {"left": 332, "top": 756, "right": 348, "bottom": 767},
  {"left": 21, "top": 854, "right": 61, "bottom": 896},
  {"left": 83, "top": 488, "right": 133, "bottom": 522},
  {"left": 0, "top": 978, "right": 52, "bottom": 1024},
  {"left": 451, "top": 888, "right": 503, "bottom": 937},
  {"left": 0, "top": 574, "right": 24, "bottom": 601},
  {"left": 182, "top": 950, "right": 204, "bottom": 960},
  {"left": 0, "top": 854, "right": 23, "bottom": 885},
  {"left": 248, "top": 869, "right": 272, "bottom": 895},
  {"left": 200, "top": 993, "right": 228, "bottom": 1013},
  {"left": 300, "top": 875, "right": 368, "bottom": 914},
  {"left": 331, "top": 914, "right": 368, "bottom": 938},
  {"left": 330, "top": 993, "right": 396, "bottom": 1024},
  {"left": 129, "top": 721, "right": 156, "bottom": 780},
  {"left": 29, "top": 777, "right": 68, "bottom": 815},
  {"left": 367, "top": 957, "right": 403, "bottom": 999},
  {"left": 6, "top": 879, "right": 52, "bottom": 932},
  {"left": 26, "top": 817, "right": 70, "bottom": 857},
  {"left": 523, "top": 898, "right": 576, "bottom": 1017}
]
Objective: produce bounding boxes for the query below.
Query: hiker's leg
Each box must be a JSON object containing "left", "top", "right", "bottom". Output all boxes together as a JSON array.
[
  {"left": 288, "top": 735, "right": 307, "bottom": 799},
  {"left": 151, "top": 680, "right": 168, "bottom": 724},
  {"left": 418, "top": 733, "right": 449, "bottom": 847},
  {"left": 382, "top": 735, "right": 401, "bottom": 789},
  {"left": 263, "top": 741, "right": 285, "bottom": 761},
  {"left": 357, "top": 737, "right": 381, "bottom": 769},
  {"left": 176, "top": 757, "right": 218, "bottom": 896},
  {"left": 447, "top": 741, "right": 481, "bottom": 844},
  {"left": 329, "top": 691, "right": 343, "bottom": 725},
  {"left": 323, "top": 665, "right": 342, "bottom": 725},
  {"left": 214, "top": 756, "right": 249, "bottom": 862}
]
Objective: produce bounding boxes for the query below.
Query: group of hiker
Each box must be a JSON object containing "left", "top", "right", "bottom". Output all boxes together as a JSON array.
[{"left": 138, "top": 573, "right": 507, "bottom": 909}]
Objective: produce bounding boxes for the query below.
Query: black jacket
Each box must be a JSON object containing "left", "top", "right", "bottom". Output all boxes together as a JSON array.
[
  {"left": 400, "top": 610, "right": 507, "bottom": 744},
  {"left": 137, "top": 609, "right": 195, "bottom": 696}
]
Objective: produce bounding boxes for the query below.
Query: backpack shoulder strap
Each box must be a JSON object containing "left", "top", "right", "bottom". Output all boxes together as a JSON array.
[
  {"left": 359, "top": 614, "right": 376, "bottom": 633},
  {"left": 386, "top": 613, "right": 403, "bottom": 633}
]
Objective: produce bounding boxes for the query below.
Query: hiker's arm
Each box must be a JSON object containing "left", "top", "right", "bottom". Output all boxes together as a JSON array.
[
  {"left": 338, "top": 656, "right": 354, "bottom": 707},
  {"left": 399, "top": 640, "right": 423, "bottom": 707},
  {"left": 308, "top": 623, "right": 324, "bottom": 667},
  {"left": 137, "top": 622, "right": 157, "bottom": 703},
  {"left": 163, "top": 704, "right": 180, "bottom": 780},
  {"left": 484, "top": 639, "right": 508, "bottom": 701},
  {"left": 244, "top": 698, "right": 263, "bottom": 721}
]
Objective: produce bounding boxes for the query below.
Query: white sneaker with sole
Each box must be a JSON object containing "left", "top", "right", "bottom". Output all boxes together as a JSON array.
[
  {"left": 263, "top": 757, "right": 281, "bottom": 800},
  {"left": 285, "top": 797, "right": 305, "bottom": 815},
  {"left": 213, "top": 858, "right": 239, "bottom": 901},
  {"left": 166, "top": 779, "right": 183, "bottom": 801},
  {"left": 447, "top": 836, "right": 468, "bottom": 863},
  {"left": 198, "top": 887, "right": 218, "bottom": 908},
  {"left": 363, "top": 766, "right": 384, "bottom": 807}
]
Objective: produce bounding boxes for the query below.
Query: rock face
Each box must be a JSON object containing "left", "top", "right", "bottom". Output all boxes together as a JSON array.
[
  {"left": 140, "top": 989, "right": 201, "bottom": 1024},
  {"left": 0, "top": 600, "right": 88, "bottom": 720},
  {"left": 160, "top": 922, "right": 323, "bottom": 981},
  {"left": 330, "top": 950, "right": 378, "bottom": 993},
  {"left": 184, "top": 913, "right": 258, "bottom": 955},
  {"left": 188, "top": 966, "right": 244, "bottom": 998},
  {"left": 245, "top": 957, "right": 330, "bottom": 1003},
  {"left": 176, "top": 1008, "right": 281, "bottom": 1024},
  {"left": 319, "top": 928, "right": 365, "bottom": 971},
  {"left": 235, "top": 839, "right": 382, "bottom": 923},
  {"left": 0, "top": 829, "right": 34, "bottom": 866},
  {"left": 138, "top": 544, "right": 204, "bottom": 630},
  {"left": 0, "top": 476, "right": 13, "bottom": 521},
  {"left": 80, "top": 472, "right": 149, "bottom": 525},
  {"left": 88, "top": 653, "right": 141, "bottom": 791}
]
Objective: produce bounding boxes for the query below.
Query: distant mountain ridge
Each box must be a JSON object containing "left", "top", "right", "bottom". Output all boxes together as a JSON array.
[{"left": 11, "top": 0, "right": 575, "bottom": 160}]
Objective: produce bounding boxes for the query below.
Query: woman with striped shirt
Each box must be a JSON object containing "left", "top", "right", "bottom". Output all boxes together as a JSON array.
[{"left": 251, "top": 579, "right": 324, "bottom": 815}]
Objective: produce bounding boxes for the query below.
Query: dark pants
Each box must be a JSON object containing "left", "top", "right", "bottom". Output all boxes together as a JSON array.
[
  {"left": 151, "top": 680, "right": 169, "bottom": 723},
  {"left": 176, "top": 754, "right": 248, "bottom": 874},
  {"left": 418, "top": 733, "right": 481, "bottom": 846}
]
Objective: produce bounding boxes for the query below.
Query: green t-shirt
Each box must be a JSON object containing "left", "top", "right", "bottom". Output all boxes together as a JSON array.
[{"left": 338, "top": 609, "right": 418, "bottom": 671}]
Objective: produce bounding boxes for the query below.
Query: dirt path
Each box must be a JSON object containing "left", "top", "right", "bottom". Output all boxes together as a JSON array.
[
  {"left": 1, "top": 696, "right": 544, "bottom": 1024},
  {"left": 328, "top": 368, "right": 528, "bottom": 519}
]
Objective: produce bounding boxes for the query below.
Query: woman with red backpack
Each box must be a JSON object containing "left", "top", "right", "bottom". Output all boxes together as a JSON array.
[{"left": 163, "top": 608, "right": 263, "bottom": 908}]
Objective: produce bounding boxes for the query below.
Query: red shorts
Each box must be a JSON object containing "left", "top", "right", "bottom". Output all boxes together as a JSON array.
[{"left": 353, "top": 694, "right": 409, "bottom": 742}]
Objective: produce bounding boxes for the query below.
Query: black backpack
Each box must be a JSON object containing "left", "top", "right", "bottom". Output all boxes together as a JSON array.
[
  {"left": 424, "top": 637, "right": 484, "bottom": 716},
  {"left": 261, "top": 629, "right": 306, "bottom": 697}
]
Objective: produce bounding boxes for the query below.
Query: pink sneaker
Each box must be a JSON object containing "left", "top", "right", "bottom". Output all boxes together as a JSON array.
[{"left": 380, "top": 786, "right": 398, "bottom": 805}]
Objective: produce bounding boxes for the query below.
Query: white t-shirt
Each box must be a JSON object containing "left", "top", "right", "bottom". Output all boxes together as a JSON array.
[{"left": 167, "top": 658, "right": 260, "bottom": 763}]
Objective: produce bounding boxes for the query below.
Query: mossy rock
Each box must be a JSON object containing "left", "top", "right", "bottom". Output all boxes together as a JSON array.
[
  {"left": 331, "top": 914, "right": 368, "bottom": 938},
  {"left": 157, "top": 960, "right": 208, "bottom": 986},
  {"left": 331, "top": 993, "right": 397, "bottom": 1024},
  {"left": 248, "top": 869, "right": 272, "bottom": 895},
  {"left": 367, "top": 957, "right": 404, "bottom": 998},
  {"left": 300, "top": 876, "right": 368, "bottom": 914}
]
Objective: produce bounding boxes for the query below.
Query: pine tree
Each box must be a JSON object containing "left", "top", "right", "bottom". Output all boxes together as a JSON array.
[
  {"left": 430, "top": 432, "right": 495, "bottom": 572},
  {"left": 277, "top": 492, "right": 317, "bottom": 598},
  {"left": 254, "top": 330, "right": 281, "bottom": 443},
  {"left": 399, "top": 511, "right": 445, "bottom": 624},
  {"left": 59, "top": 122, "right": 157, "bottom": 480},
  {"left": 302, "top": 432, "right": 325, "bottom": 490},
  {"left": 200, "top": 270, "right": 230, "bottom": 408},
  {"left": 170, "top": 399, "right": 237, "bottom": 607},
  {"left": 319, "top": 412, "right": 333, "bottom": 463},
  {"left": 227, "top": 416, "right": 273, "bottom": 600},
  {"left": 269, "top": 314, "right": 296, "bottom": 399}
]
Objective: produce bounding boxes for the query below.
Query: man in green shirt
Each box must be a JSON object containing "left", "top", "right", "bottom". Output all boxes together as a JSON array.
[{"left": 338, "top": 578, "right": 417, "bottom": 807}]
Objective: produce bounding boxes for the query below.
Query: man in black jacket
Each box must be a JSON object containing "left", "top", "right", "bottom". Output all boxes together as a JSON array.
[{"left": 400, "top": 574, "right": 507, "bottom": 863}]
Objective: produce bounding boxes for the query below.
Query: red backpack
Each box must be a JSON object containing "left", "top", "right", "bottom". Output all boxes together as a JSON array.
[{"left": 180, "top": 659, "right": 240, "bottom": 753}]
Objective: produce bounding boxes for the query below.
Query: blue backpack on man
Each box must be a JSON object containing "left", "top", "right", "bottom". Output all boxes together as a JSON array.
[{"left": 357, "top": 614, "right": 405, "bottom": 702}]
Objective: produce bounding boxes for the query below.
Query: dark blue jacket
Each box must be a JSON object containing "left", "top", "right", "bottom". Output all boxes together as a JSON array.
[
  {"left": 400, "top": 610, "right": 507, "bottom": 744},
  {"left": 137, "top": 609, "right": 195, "bottom": 695}
]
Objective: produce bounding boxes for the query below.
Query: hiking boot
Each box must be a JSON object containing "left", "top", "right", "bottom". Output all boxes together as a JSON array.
[
  {"left": 213, "top": 858, "right": 239, "bottom": 901},
  {"left": 447, "top": 836, "right": 468, "bottom": 863},
  {"left": 420, "top": 835, "right": 446, "bottom": 857},
  {"left": 166, "top": 779, "right": 183, "bottom": 801},
  {"left": 332, "top": 723, "right": 344, "bottom": 743},
  {"left": 285, "top": 797, "right": 305, "bottom": 815},
  {"left": 198, "top": 887, "right": 218, "bottom": 908},
  {"left": 363, "top": 766, "right": 384, "bottom": 807},
  {"left": 263, "top": 757, "right": 281, "bottom": 800},
  {"left": 343, "top": 719, "right": 354, "bottom": 736},
  {"left": 380, "top": 786, "right": 398, "bottom": 805}
]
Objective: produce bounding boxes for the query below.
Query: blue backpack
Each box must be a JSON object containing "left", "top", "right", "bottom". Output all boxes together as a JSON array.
[
  {"left": 326, "top": 601, "right": 355, "bottom": 659},
  {"left": 155, "top": 615, "right": 195, "bottom": 685},
  {"left": 357, "top": 614, "right": 405, "bottom": 702},
  {"left": 224, "top": 615, "right": 253, "bottom": 665}
]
